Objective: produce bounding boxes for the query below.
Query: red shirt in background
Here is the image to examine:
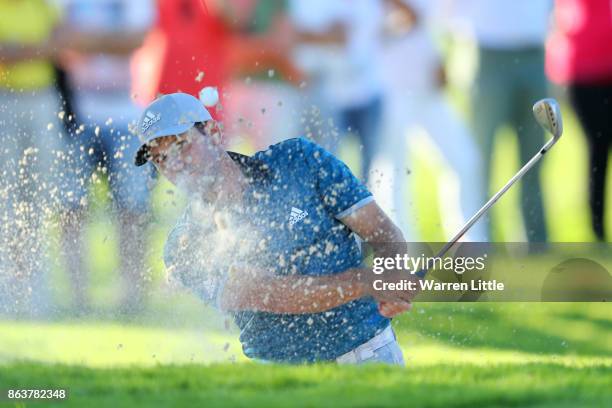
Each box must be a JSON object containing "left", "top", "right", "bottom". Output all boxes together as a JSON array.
[
  {"left": 132, "top": 0, "right": 232, "bottom": 107},
  {"left": 546, "top": 0, "right": 612, "bottom": 85}
]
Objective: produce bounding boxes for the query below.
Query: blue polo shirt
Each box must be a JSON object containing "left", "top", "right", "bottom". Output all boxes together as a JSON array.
[{"left": 164, "top": 138, "right": 390, "bottom": 363}]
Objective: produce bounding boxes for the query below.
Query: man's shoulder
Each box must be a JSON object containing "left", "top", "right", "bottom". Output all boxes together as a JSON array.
[
  {"left": 253, "top": 137, "right": 325, "bottom": 169},
  {"left": 255, "top": 137, "right": 318, "bottom": 158}
]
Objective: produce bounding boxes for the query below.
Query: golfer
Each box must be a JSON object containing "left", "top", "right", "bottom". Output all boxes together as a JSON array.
[{"left": 134, "top": 93, "right": 413, "bottom": 364}]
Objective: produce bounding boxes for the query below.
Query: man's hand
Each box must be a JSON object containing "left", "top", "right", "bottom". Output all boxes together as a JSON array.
[
  {"left": 340, "top": 201, "right": 420, "bottom": 298},
  {"left": 339, "top": 201, "right": 424, "bottom": 315},
  {"left": 355, "top": 266, "right": 418, "bottom": 304}
]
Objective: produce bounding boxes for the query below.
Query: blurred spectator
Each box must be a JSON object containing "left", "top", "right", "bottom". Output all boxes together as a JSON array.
[
  {"left": 55, "top": 0, "right": 156, "bottom": 314},
  {"left": 452, "top": 0, "right": 553, "bottom": 242},
  {"left": 220, "top": 0, "right": 305, "bottom": 150},
  {"left": 0, "top": 0, "right": 73, "bottom": 316},
  {"left": 289, "top": 0, "right": 384, "bottom": 182},
  {"left": 546, "top": 0, "right": 612, "bottom": 242},
  {"left": 132, "top": 0, "right": 233, "bottom": 109},
  {"left": 371, "top": 0, "right": 486, "bottom": 241}
]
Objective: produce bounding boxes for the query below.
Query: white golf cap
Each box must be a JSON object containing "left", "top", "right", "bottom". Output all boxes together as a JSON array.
[{"left": 134, "top": 92, "right": 213, "bottom": 166}]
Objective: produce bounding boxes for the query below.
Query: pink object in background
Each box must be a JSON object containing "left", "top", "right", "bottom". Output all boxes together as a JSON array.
[{"left": 546, "top": 0, "right": 612, "bottom": 84}]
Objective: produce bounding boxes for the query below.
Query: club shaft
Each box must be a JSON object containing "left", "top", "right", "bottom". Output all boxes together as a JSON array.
[
  {"left": 414, "top": 141, "right": 552, "bottom": 280},
  {"left": 434, "top": 137, "right": 556, "bottom": 260}
]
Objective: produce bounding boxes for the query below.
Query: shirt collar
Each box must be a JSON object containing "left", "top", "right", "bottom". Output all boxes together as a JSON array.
[{"left": 227, "top": 151, "right": 272, "bottom": 186}]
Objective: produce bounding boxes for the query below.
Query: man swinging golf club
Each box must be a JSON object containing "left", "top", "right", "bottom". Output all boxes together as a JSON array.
[
  {"left": 134, "top": 93, "right": 415, "bottom": 365},
  {"left": 134, "top": 93, "right": 563, "bottom": 364}
]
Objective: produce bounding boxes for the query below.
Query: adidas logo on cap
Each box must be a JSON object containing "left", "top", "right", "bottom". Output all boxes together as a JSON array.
[{"left": 141, "top": 110, "right": 161, "bottom": 133}]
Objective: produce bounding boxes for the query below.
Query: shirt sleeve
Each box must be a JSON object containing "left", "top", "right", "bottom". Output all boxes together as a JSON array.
[
  {"left": 298, "top": 138, "right": 374, "bottom": 219},
  {"left": 163, "top": 220, "right": 228, "bottom": 308}
]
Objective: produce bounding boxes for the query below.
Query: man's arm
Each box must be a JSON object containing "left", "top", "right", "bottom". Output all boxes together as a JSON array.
[
  {"left": 0, "top": 43, "right": 55, "bottom": 63},
  {"left": 218, "top": 202, "right": 416, "bottom": 315},
  {"left": 164, "top": 208, "right": 386, "bottom": 315},
  {"left": 0, "top": 23, "right": 64, "bottom": 63},
  {"left": 338, "top": 200, "right": 405, "bottom": 242},
  {"left": 219, "top": 261, "right": 413, "bottom": 315},
  {"left": 57, "top": 28, "right": 147, "bottom": 55},
  {"left": 339, "top": 201, "right": 418, "bottom": 317},
  {"left": 0, "top": 26, "right": 145, "bottom": 65},
  {"left": 219, "top": 266, "right": 374, "bottom": 314}
]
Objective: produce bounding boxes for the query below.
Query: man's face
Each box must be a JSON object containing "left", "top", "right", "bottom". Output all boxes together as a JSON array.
[{"left": 147, "top": 122, "right": 222, "bottom": 193}]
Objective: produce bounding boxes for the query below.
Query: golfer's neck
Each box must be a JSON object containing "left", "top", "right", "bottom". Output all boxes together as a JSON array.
[{"left": 210, "top": 155, "right": 249, "bottom": 205}]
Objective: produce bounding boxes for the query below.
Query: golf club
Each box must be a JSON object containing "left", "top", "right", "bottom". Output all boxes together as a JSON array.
[{"left": 415, "top": 98, "right": 564, "bottom": 278}]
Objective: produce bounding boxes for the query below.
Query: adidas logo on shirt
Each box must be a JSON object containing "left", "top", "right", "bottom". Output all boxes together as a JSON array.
[
  {"left": 289, "top": 207, "right": 308, "bottom": 226},
  {"left": 141, "top": 111, "right": 161, "bottom": 133}
]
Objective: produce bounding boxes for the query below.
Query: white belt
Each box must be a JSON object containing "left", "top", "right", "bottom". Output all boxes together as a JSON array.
[{"left": 336, "top": 326, "right": 396, "bottom": 364}]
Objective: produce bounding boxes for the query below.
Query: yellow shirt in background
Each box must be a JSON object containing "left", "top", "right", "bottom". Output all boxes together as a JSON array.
[{"left": 0, "top": 0, "right": 60, "bottom": 90}]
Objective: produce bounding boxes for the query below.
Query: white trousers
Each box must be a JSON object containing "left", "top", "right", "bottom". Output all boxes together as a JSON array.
[{"left": 370, "top": 90, "right": 487, "bottom": 242}]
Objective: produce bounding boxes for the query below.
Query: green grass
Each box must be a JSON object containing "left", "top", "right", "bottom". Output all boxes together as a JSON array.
[
  {"left": 1, "top": 362, "right": 611, "bottom": 408},
  {"left": 1, "top": 304, "right": 610, "bottom": 407}
]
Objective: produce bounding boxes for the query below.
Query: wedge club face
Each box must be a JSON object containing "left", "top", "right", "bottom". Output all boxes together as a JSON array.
[{"left": 533, "top": 98, "right": 563, "bottom": 141}]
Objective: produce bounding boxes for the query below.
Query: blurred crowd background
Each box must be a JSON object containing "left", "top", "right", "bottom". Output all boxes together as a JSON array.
[{"left": 0, "top": 0, "right": 611, "bottom": 317}]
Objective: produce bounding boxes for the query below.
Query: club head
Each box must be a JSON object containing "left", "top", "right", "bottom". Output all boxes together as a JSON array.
[{"left": 533, "top": 98, "right": 563, "bottom": 141}]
